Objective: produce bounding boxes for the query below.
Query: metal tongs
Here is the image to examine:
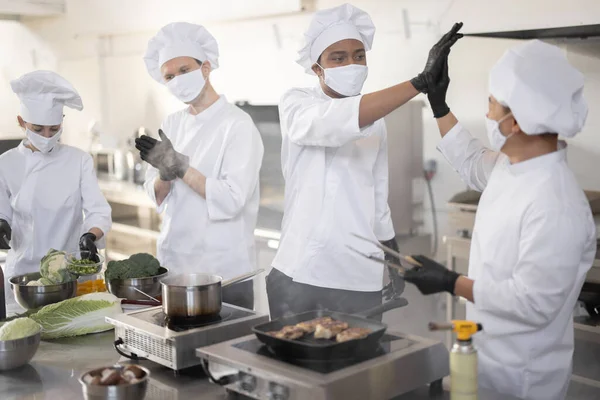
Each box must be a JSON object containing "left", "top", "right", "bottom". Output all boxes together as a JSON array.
[{"left": 347, "top": 233, "right": 422, "bottom": 276}]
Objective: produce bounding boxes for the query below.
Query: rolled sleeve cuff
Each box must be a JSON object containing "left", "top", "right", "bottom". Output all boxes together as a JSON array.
[
  {"left": 436, "top": 122, "right": 474, "bottom": 167},
  {"left": 205, "top": 178, "right": 231, "bottom": 221},
  {"left": 0, "top": 213, "right": 11, "bottom": 225},
  {"left": 145, "top": 176, "right": 170, "bottom": 213},
  {"left": 374, "top": 220, "right": 395, "bottom": 242},
  {"left": 84, "top": 217, "right": 112, "bottom": 250}
]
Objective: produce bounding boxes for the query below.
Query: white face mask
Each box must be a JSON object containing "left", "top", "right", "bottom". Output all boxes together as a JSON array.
[
  {"left": 485, "top": 113, "right": 514, "bottom": 152},
  {"left": 166, "top": 69, "right": 206, "bottom": 103},
  {"left": 317, "top": 63, "right": 368, "bottom": 97},
  {"left": 26, "top": 128, "right": 62, "bottom": 153}
]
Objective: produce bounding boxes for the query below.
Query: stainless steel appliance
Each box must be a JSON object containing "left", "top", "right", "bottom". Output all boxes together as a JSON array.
[
  {"left": 196, "top": 331, "right": 449, "bottom": 400},
  {"left": 106, "top": 304, "right": 268, "bottom": 370},
  {"left": 92, "top": 148, "right": 128, "bottom": 181}
]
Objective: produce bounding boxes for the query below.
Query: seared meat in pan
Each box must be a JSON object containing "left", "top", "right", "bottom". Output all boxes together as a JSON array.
[
  {"left": 314, "top": 321, "right": 349, "bottom": 339},
  {"left": 269, "top": 325, "right": 306, "bottom": 340},
  {"left": 336, "top": 327, "right": 372, "bottom": 343},
  {"left": 296, "top": 317, "right": 333, "bottom": 333}
]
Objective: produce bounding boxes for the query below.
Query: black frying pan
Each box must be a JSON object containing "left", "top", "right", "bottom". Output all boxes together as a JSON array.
[{"left": 252, "top": 297, "right": 408, "bottom": 360}]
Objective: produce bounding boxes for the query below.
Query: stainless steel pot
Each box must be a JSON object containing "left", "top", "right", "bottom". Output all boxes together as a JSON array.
[{"left": 161, "top": 269, "right": 264, "bottom": 318}]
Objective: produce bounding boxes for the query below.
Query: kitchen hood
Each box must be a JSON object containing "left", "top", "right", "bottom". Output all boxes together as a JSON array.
[{"left": 464, "top": 24, "right": 600, "bottom": 40}]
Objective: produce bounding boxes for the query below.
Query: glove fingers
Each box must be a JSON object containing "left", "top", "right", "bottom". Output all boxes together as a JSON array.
[
  {"left": 135, "top": 138, "right": 156, "bottom": 150},
  {"left": 158, "top": 129, "right": 170, "bottom": 143},
  {"left": 135, "top": 142, "right": 147, "bottom": 152},
  {"left": 445, "top": 34, "right": 462, "bottom": 50},
  {"left": 135, "top": 140, "right": 155, "bottom": 150},
  {"left": 410, "top": 255, "right": 429, "bottom": 266},
  {"left": 437, "top": 22, "right": 462, "bottom": 47},
  {"left": 139, "top": 135, "right": 157, "bottom": 144}
]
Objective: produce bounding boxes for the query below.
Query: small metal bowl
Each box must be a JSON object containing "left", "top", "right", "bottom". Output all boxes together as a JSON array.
[
  {"left": 9, "top": 272, "right": 77, "bottom": 310},
  {"left": 65, "top": 251, "right": 105, "bottom": 277},
  {"left": 0, "top": 331, "right": 41, "bottom": 371},
  {"left": 79, "top": 365, "right": 150, "bottom": 400},
  {"left": 106, "top": 267, "right": 168, "bottom": 301}
]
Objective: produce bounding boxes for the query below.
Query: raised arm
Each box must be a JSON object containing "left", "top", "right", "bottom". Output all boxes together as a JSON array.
[
  {"left": 280, "top": 88, "right": 375, "bottom": 147},
  {"left": 427, "top": 55, "right": 499, "bottom": 191},
  {"left": 436, "top": 118, "right": 500, "bottom": 191}
]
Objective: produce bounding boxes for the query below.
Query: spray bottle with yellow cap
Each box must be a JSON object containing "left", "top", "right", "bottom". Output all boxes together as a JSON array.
[{"left": 430, "top": 320, "right": 483, "bottom": 400}]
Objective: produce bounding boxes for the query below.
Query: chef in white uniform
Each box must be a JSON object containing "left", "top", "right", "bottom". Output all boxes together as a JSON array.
[
  {"left": 404, "top": 40, "right": 596, "bottom": 400},
  {"left": 0, "top": 71, "right": 112, "bottom": 300},
  {"left": 267, "top": 3, "right": 463, "bottom": 319},
  {"left": 137, "top": 22, "right": 264, "bottom": 309}
]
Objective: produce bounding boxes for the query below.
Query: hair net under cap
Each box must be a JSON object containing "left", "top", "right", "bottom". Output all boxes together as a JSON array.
[
  {"left": 489, "top": 39, "right": 587, "bottom": 137},
  {"left": 144, "top": 22, "right": 219, "bottom": 83},
  {"left": 11, "top": 70, "right": 83, "bottom": 126},
  {"left": 297, "top": 3, "right": 375, "bottom": 75}
]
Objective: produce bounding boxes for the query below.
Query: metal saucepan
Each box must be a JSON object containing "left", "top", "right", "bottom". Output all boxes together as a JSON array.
[{"left": 160, "top": 269, "right": 264, "bottom": 319}]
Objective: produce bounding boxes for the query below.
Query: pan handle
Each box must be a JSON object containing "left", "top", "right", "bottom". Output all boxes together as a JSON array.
[
  {"left": 221, "top": 268, "right": 265, "bottom": 288},
  {"left": 355, "top": 296, "right": 408, "bottom": 319}
]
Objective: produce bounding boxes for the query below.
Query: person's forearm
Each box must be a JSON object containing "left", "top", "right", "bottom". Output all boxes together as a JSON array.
[
  {"left": 436, "top": 112, "right": 459, "bottom": 137},
  {"left": 454, "top": 276, "right": 474, "bottom": 303},
  {"left": 182, "top": 167, "right": 207, "bottom": 198},
  {"left": 88, "top": 227, "right": 104, "bottom": 240},
  {"left": 154, "top": 179, "right": 172, "bottom": 206},
  {"left": 359, "top": 82, "right": 419, "bottom": 128}
]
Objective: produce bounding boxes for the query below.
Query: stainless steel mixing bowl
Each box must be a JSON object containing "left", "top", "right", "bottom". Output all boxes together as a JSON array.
[
  {"left": 0, "top": 331, "right": 41, "bottom": 371},
  {"left": 9, "top": 272, "right": 77, "bottom": 310},
  {"left": 79, "top": 365, "right": 150, "bottom": 400},
  {"left": 106, "top": 267, "right": 168, "bottom": 301}
]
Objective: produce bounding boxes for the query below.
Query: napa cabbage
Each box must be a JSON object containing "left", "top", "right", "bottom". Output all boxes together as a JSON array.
[{"left": 29, "top": 292, "right": 122, "bottom": 339}]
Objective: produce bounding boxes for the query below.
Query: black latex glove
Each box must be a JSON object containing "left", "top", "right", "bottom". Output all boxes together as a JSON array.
[
  {"left": 380, "top": 238, "right": 405, "bottom": 300},
  {"left": 403, "top": 255, "right": 460, "bottom": 295},
  {"left": 79, "top": 232, "right": 99, "bottom": 262},
  {"left": 0, "top": 219, "right": 11, "bottom": 249},
  {"left": 135, "top": 130, "right": 189, "bottom": 181},
  {"left": 410, "top": 22, "right": 463, "bottom": 94},
  {"left": 427, "top": 57, "right": 451, "bottom": 118}
]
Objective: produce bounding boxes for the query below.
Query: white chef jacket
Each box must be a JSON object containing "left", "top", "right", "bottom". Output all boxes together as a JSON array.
[
  {"left": 0, "top": 142, "right": 112, "bottom": 299},
  {"left": 144, "top": 96, "right": 263, "bottom": 279},
  {"left": 438, "top": 123, "right": 596, "bottom": 400},
  {"left": 272, "top": 85, "right": 395, "bottom": 292}
]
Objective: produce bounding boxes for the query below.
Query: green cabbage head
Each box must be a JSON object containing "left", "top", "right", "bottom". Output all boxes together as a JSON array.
[{"left": 0, "top": 317, "right": 41, "bottom": 340}]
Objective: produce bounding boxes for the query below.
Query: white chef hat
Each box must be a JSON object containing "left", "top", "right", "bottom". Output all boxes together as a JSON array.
[
  {"left": 489, "top": 39, "right": 587, "bottom": 137},
  {"left": 10, "top": 70, "right": 83, "bottom": 126},
  {"left": 144, "top": 22, "right": 219, "bottom": 83},
  {"left": 297, "top": 3, "right": 375, "bottom": 75}
]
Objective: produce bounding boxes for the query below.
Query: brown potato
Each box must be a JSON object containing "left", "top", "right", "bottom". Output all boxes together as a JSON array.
[
  {"left": 100, "top": 370, "right": 121, "bottom": 386},
  {"left": 124, "top": 365, "right": 145, "bottom": 379}
]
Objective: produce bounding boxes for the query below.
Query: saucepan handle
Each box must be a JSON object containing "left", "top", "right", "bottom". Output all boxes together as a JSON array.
[
  {"left": 221, "top": 269, "right": 265, "bottom": 288},
  {"left": 355, "top": 296, "right": 409, "bottom": 319}
]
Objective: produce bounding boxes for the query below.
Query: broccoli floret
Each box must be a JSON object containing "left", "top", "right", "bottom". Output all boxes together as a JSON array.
[{"left": 104, "top": 253, "right": 160, "bottom": 281}]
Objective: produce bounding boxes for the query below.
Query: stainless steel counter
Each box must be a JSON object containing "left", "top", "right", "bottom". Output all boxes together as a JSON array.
[{"left": 1, "top": 331, "right": 516, "bottom": 400}]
